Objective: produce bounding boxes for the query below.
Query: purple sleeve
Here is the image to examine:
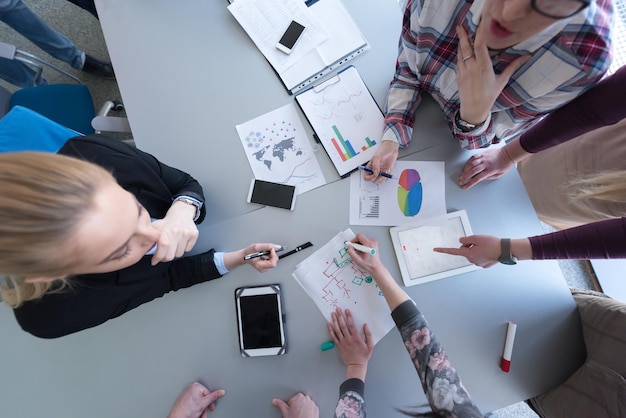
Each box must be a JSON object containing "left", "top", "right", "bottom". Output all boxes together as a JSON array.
[
  {"left": 519, "top": 67, "right": 626, "bottom": 154},
  {"left": 529, "top": 218, "right": 626, "bottom": 260}
]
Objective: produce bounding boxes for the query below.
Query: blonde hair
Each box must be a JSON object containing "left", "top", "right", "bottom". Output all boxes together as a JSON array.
[
  {"left": 568, "top": 169, "right": 626, "bottom": 203},
  {"left": 0, "top": 152, "right": 112, "bottom": 308}
]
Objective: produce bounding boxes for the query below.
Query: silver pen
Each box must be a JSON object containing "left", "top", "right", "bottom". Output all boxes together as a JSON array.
[{"left": 243, "top": 246, "right": 286, "bottom": 261}]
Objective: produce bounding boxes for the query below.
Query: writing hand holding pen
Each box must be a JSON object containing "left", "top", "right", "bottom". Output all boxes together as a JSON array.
[
  {"left": 222, "top": 244, "right": 281, "bottom": 273},
  {"left": 244, "top": 246, "right": 287, "bottom": 260},
  {"left": 358, "top": 165, "right": 393, "bottom": 179}
]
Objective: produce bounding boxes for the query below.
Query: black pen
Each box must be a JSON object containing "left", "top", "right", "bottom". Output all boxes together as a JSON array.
[
  {"left": 278, "top": 242, "right": 313, "bottom": 259},
  {"left": 244, "top": 246, "right": 286, "bottom": 261},
  {"left": 358, "top": 165, "right": 393, "bottom": 179}
]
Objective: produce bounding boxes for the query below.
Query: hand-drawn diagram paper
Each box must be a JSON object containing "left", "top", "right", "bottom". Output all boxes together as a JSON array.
[
  {"left": 295, "top": 66, "right": 383, "bottom": 176},
  {"left": 236, "top": 103, "right": 326, "bottom": 194},
  {"left": 349, "top": 160, "right": 447, "bottom": 226},
  {"left": 292, "top": 228, "right": 394, "bottom": 345}
]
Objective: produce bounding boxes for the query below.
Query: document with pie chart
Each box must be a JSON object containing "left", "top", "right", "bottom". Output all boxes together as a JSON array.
[{"left": 348, "top": 160, "right": 446, "bottom": 226}]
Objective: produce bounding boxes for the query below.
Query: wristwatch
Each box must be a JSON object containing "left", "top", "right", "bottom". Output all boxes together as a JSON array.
[
  {"left": 172, "top": 195, "right": 203, "bottom": 222},
  {"left": 455, "top": 111, "right": 485, "bottom": 133},
  {"left": 498, "top": 238, "right": 518, "bottom": 265}
]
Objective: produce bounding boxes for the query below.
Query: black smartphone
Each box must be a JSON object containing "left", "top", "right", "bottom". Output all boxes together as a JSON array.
[
  {"left": 247, "top": 179, "right": 297, "bottom": 211},
  {"left": 235, "top": 284, "right": 286, "bottom": 357},
  {"left": 276, "top": 20, "right": 306, "bottom": 54}
]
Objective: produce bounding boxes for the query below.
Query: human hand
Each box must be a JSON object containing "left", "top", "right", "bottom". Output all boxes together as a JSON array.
[
  {"left": 242, "top": 243, "right": 280, "bottom": 273},
  {"left": 328, "top": 308, "right": 373, "bottom": 381},
  {"left": 365, "top": 141, "right": 398, "bottom": 183},
  {"left": 456, "top": 24, "right": 530, "bottom": 125},
  {"left": 167, "top": 382, "right": 226, "bottom": 418},
  {"left": 458, "top": 147, "right": 515, "bottom": 189},
  {"left": 346, "top": 233, "right": 385, "bottom": 275},
  {"left": 151, "top": 201, "right": 199, "bottom": 266},
  {"left": 272, "top": 393, "right": 319, "bottom": 418},
  {"left": 433, "top": 235, "right": 502, "bottom": 268}
]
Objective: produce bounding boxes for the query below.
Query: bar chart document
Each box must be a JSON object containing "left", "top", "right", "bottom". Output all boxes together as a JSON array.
[{"left": 295, "top": 66, "right": 383, "bottom": 176}]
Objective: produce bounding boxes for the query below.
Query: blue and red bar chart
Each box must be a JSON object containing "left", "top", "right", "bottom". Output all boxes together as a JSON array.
[{"left": 330, "top": 125, "right": 377, "bottom": 162}]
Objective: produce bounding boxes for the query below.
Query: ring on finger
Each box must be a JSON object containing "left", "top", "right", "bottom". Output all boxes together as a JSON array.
[{"left": 462, "top": 54, "right": 475, "bottom": 62}]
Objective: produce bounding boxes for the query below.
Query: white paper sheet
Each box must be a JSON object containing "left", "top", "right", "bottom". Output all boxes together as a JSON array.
[
  {"left": 295, "top": 66, "right": 383, "bottom": 177},
  {"left": 292, "top": 228, "right": 395, "bottom": 345},
  {"left": 349, "top": 160, "right": 447, "bottom": 226},
  {"left": 236, "top": 103, "right": 326, "bottom": 194},
  {"left": 228, "top": 0, "right": 328, "bottom": 73}
]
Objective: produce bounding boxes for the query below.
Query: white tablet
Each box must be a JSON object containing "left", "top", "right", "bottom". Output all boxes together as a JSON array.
[{"left": 389, "top": 210, "right": 480, "bottom": 287}]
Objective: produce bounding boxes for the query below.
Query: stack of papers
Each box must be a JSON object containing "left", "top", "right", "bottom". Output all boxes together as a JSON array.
[
  {"left": 292, "top": 228, "right": 395, "bottom": 345},
  {"left": 228, "top": 0, "right": 369, "bottom": 94}
]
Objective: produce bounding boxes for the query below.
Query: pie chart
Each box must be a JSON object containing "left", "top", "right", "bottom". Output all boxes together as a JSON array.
[{"left": 397, "top": 169, "right": 422, "bottom": 216}]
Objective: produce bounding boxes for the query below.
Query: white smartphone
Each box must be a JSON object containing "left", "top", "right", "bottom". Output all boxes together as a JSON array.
[
  {"left": 276, "top": 20, "right": 306, "bottom": 54},
  {"left": 247, "top": 179, "right": 297, "bottom": 211},
  {"left": 235, "top": 284, "right": 286, "bottom": 357}
]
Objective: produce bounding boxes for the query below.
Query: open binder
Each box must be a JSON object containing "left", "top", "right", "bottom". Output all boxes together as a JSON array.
[
  {"left": 295, "top": 66, "right": 384, "bottom": 177},
  {"left": 229, "top": 0, "right": 369, "bottom": 94}
]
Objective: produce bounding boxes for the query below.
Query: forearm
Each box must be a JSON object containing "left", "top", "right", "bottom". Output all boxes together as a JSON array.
[
  {"left": 529, "top": 218, "right": 626, "bottom": 260},
  {"left": 383, "top": 48, "right": 424, "bottom": 146},
  {"left": 222, "top": 249, "right": 247, "bottom": 271},
  {"left": 510, "top": 238, "right": 533, "bottom": 261},
  {"left": 392, "top": 301, "right": 482, "bottom": 417},
  {"left": 345, "top": 365, "right": 367, "bottom": 382},
  {"left": 370, "top": 266, "right": 410, "bottom": 311},
  {"left": 519, "top": 66, "right": 626, "bottom": 154},
  {"left": 501, "top": 138, "right": 531, "bottom": 164}
]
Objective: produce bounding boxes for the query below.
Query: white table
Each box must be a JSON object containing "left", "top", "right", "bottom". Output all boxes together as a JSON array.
[{"left": 0, "top": 0, "right": 586, "bottom": 417}]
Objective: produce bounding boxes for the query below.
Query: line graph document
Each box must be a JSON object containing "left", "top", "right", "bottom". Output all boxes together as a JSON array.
[
  {"left": 292, "top": 228, "right": 395, "bottom": 345},
  {"left": 236, "top": 103, "right": 326, "bottom": 194},
  {"left": 349, "top": 160, "right": 447, "bottom": 226},
  {"left": 295, "top": 66, "right": 383, "bottom": 177}
]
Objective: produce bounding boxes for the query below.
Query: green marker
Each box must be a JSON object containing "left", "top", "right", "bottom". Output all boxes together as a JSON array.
[
  {"left": 320, "top": 341, "right": 335, "bottom": 351},
  {"left": 344, "top": 241, "right": 376, "bottom": 255}
]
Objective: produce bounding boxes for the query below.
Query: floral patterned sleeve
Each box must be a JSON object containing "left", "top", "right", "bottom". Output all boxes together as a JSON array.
[
  {"left": 334, "top": 378, "right": 366, "bottom": 418},
  {"left": 392, "top": 300, "right": 483, "bottom": 417}
]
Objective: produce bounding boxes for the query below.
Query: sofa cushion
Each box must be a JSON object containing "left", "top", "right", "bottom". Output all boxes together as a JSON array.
[
  {"left": 574, "top": 293, "right": 626, "bottom": 375},
  {"left": 529, "top": 293, "right": 626, "bottom": 417}
]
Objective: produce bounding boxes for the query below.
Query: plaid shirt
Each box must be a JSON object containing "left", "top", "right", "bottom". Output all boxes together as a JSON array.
[{"left": 382, "top": 0, "right": 613, "bottom": 150}]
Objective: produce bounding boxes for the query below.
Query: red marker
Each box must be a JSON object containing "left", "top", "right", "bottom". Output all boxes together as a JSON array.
[{"left": 501, "top": 322, "right": 517, "bottom": 373}]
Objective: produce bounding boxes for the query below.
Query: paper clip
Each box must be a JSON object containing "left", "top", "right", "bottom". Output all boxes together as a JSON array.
[{"left": 313, "top": 74, "right": 341, "bottom": 93}]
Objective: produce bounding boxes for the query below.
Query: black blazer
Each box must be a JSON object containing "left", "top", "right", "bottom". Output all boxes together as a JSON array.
[{"left": 14, "top": 135, "right": 221, "bottom": 339}]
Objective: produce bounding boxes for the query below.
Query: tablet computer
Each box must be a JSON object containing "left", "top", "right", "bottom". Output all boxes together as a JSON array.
[{"left": 389, "top": 210, "right": 479, "bottom": 287}]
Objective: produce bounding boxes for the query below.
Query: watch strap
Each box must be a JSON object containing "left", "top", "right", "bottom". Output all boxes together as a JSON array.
[
  {"left": 172, "top": 195, "right": 203, "bottom": 222},
  {"left": 455, "top": 111, "right": 485, "bottom": 133},
  {"left": 498, "top": 238, "right": 518, "bottom": 265}
]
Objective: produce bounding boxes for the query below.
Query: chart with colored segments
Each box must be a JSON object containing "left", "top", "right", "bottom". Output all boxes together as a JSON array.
[{"left": 349, "top": 160, "right": 446, "bottom": 227}]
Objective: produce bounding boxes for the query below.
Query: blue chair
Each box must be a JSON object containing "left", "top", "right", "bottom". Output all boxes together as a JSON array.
[
  {"left": 0, "top": 105, "right": 77, "bottom": 153},
  {"left": 0, "top": 41, "right": 129, "bottom": 136}
]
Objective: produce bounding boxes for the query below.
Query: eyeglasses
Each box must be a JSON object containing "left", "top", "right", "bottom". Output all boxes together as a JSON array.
[{"left": 531, "top": 0, "right": 590, "bottom": 19}]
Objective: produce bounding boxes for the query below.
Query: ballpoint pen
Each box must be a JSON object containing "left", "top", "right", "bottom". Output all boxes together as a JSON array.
[
  {"left": 358, "top": 165, "right": 393, "bottom": 179},
  {"left": 243, "top": 246, "right": 286, "bottom": 261},
  {"left": 278, "top": 242, "right": 313, "bottom": 259}
]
